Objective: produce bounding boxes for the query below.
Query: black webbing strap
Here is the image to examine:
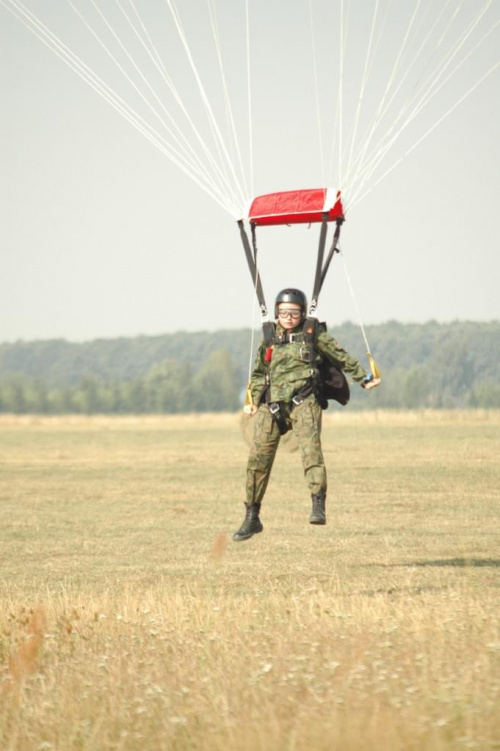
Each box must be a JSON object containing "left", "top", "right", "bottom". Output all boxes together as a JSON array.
[
  {"left": 310, "top": 215, "right": 344, "bottom": 311},
  {"left": 250, "top": 221, "right": 258, "bottom": 260},
  {"left": 302, "top": 317, "right": 328, "bottom": 409},
  {"left": 310, "top": 212, "right": 329, "bottom": 313},
  {"left": 319, "top": 220, "right": 343, "bottom": 294},
  {"left": 238, "top": 220, "right": 268, "bottom": 318},
  {"left": 266, "top": 401, "right": 289, "bottom": 435},
  {"left": 302, "top": 316, "right": 319, "bottom": 375},
  {"left": 238, "top": 220, "right": 275, "bottom": 350}
]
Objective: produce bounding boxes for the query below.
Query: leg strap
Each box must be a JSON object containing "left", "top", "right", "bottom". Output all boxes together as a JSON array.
[{"left": 268, "top": 402, "right": 290, "bottom": 435}]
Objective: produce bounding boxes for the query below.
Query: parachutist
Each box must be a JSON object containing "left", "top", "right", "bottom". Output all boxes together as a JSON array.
[{"left": 233, "top": 288, "right": 379, "bottom": 542}]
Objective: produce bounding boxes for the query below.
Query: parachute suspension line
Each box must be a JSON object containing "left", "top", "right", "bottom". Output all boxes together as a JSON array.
[
  {"left": 388, "top": 2, "right": 497, "bottom": 135},
  {"left": 328, "top": 0, "right": 349, "bottom": 188},
  {"left": 116, "top": 0, "right": 241, "bottom": 207},
  {"left": 163, "top": 0, "right": 246, "bottom": 210},
  {"left": 327, "top": 85, "right": 341, "bottom": 189},
  {"left": 344, "top": 0, "right": 423, "bottom": 201},
  {"left": 204, "top": 0, "right": 248, "bottom": 205},
  {"left": 98, "top": 0, "right": 247, "bottom": 214},
  {"left": 344, "top": 0, "right": 451, "bottom": 192},
  {"left": 117, "top": 0, "right": 212, "bottom": 177},
  {"left": 343, "top": 0, "right": 393, "bottom": 193},
  {"left": 348, "top": 57, "right": 500, "bottom": 212},
  {"left": 367, "top": 0, "right": 440, "bottom": 123},
  {"left": 347, "top": 6, "right": 499, "bottom": 210},
  {"left": 206, "top": 1, "right": 237, "bottom": 195},
  {"left": 338, "top": 246, "right": 379, "bottom": 377},
  {"left": 2, "top": 0, "right": 238, "bottom": 216},
  {"left": 436, "top": 0, "right": 462, "bottom": 49},
  {"left": 245, "top": 0, "right": 254, "bottom": 198},
  {"left": 345, "top": 1, "right": 499, "bottom": 210},
  {"left": 349, "top": 1, "right": 498, "bottom": 205},
  {"left": 126, "top": 0, "right": 250, "bottom": 213},
  {"left": 76, "top": 0, "right": 230, "bottom": 199},
  {"left": 367, "top": 0, "right": 423, "bottom": 141},
  {"left": 308, "top": 0, "right": 325, "bottom": 184},
  {"left": 348, "top": 0, "right": 450, "bottom": 201},
  {"left": 165, "top": 0, "right": 247, "bottom": 212},
  {"left": 345, "top": 0, "right": 380, "bottom": 185},
  {"left": 208, "top": 0, "right": 249, "bottom": 201},
  {"left": 338, "top": 0, "right": 345, "bottom": 188},
  {"left": 3, "top": 0, "right": 240, "bottom": 216},
  {"left": 381, "top": 0, "right": 459, "bottom": 115}
]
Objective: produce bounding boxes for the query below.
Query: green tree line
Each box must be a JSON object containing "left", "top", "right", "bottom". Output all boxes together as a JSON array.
[
  {"left": 0, "top": 351, "right": 240, "bottom": 414},
  {"left": 1, "top": 321, "right": 499, "bottom": 413}
]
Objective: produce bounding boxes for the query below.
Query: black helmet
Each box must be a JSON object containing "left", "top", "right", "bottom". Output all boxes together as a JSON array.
[{"left": 274, "top": 288, "right": 307, "bottom": 319}]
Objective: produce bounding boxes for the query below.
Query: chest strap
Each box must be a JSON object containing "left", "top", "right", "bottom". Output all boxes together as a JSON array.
[{"left": 273, "top": 331, "right": 305, "bottom": 345}]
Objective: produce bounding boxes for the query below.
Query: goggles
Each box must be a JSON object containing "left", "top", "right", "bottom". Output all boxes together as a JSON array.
[{"left": 278, "top": 309, "right": 302, "bottom": 320}]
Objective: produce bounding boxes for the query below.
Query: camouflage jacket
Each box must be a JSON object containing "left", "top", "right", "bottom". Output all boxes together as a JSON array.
[{"left": 250, "top": 323, "right": 367, "bottom": 405}]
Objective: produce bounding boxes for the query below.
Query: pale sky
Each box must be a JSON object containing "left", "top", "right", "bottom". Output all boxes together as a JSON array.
[{"left": 1, "top": 0, "right": 499, "bottom": 343}]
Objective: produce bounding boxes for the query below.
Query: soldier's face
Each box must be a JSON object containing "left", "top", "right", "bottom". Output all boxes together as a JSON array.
[{"left": 278, "top": 303, "right": 303, "bottom": 330}]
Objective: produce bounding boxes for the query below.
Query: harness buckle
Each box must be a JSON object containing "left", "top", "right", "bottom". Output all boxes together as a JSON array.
[
  {"left": 299, "top": 345, "right": 310, "bottom": 362},
  {"left": 269, "top": 402, "right": 281, "bottom": 415},
  {"left": 292, "top": 395, "right": 304, "bottom": 407}
]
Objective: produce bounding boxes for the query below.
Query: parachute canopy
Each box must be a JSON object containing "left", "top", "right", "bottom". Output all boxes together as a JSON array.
[{"left": 248, "top": 188, "right": 344, "bottom": 226}]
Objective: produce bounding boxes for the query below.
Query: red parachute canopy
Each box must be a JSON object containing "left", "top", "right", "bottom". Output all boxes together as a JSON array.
[{"left": 247, "top": 188, "right": 344, "bottom": 226}]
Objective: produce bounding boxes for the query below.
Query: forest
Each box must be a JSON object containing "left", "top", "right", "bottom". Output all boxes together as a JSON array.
[{"left": 0, "top": 320, "right": 499, "bottom": 413}]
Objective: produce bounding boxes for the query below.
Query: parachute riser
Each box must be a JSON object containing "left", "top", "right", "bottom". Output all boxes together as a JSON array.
[
  {"left": 308, "top": 214, "right": 344, "bottom": 317},
  {"left": 319, "top": 220, "right": 343, "bottom": 294},
  {"left": 239, "top": 209, "right": 343, "bottom": 346},
  {"left": 238, "top": 219, "right": 269, "bottom": 322}
]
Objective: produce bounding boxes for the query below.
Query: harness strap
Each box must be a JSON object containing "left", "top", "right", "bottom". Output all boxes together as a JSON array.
[
  {"left": 273, "top": 331, "right": 305, "bottom": 345},
  {"left": 267, "top": 401, "right": 289, "bottom": 435},
  {"left": 302, "top": 317, "right": 330, "bottom": 409},
  {"left": 302, "top": 317, "right": 319, "bottom": 373},
  {"left": 291, "top": 379, "right": 315, "bottom": 405},
  {"left": 238, "top": 219, "right": 268, "bottom": 319},
  {"left": 267, "top": 379, "right": 315, "bottom": 436},
  {"left": 309, "top": 212, "right": 329, "bottom": 315},
  {"left": 319, "top": 221, "right": 342, "bottom": 294},
  {"left": 310, "top": 216, "right": 344, "bottom": 314},
  {"left": 238, "top": 220, "right": 276, "bottom": 355}
]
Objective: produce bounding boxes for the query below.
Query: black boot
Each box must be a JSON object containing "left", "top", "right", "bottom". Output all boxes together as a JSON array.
[
  {"left": 309, "top": 493, "right": 326, "bottom": 525},
  {"left": 233, "top": 503, "right": 263, "bottom": 541}
]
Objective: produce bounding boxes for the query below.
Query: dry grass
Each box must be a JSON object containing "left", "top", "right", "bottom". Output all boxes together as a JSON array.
[{"left": 0, "top": 411, "right": 499, "bottom": 750}]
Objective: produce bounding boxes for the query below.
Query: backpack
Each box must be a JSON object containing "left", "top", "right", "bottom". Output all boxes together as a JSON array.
[{"left": 307, "top": 319, "right": 350, "bottom": 408}]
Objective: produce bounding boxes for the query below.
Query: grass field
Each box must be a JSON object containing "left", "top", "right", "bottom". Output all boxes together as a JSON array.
[{"left": 1, "top": 411, "right": 499, "bottom": 750}]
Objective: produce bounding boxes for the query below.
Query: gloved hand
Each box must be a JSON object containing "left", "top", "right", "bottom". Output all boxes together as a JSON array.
[
  {"left": 243, "top": 404, "right": 258, "bottom": 416},
  {"left": 361, "top": 374, "right": 381, "bottom": 390}
]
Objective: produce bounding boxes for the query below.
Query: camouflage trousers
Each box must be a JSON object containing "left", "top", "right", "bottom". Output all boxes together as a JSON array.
[{"left": 246, "top": 394, "right": 326, "bottom": 504}]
